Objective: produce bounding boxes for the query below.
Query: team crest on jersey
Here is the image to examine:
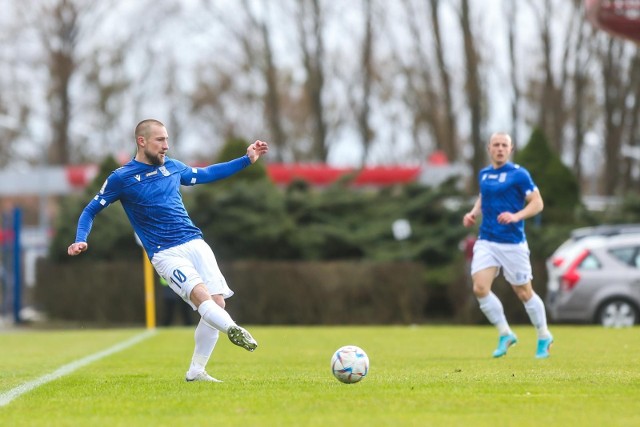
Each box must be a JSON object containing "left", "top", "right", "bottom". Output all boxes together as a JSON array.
[
  {"left": 99, "top": 179, "right": 108, "bottom": 194},
  {"left": 499, "top": 172, "right": 506, "bottom": 182},
  {"left": 158, "top": 166, "right": 170, "bottom": 176}
]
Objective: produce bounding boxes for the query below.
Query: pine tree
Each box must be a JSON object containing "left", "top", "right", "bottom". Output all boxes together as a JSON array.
[{"left": 514, "top": 128, "right": 581, "bottom": 224}]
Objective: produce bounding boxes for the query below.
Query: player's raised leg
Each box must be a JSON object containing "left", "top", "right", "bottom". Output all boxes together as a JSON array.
[{"left": 193, "top": 289, "right": 258, "bottom": 352}]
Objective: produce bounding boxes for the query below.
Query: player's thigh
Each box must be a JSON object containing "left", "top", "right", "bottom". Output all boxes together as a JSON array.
[
  {"left": 497, "top": 243, "right": 532, "bottom": 285},
  {"left": 187, "top": 239, "right": 234, "bottom": 299},
  {"left": 470, "top": 240, "right": 500, "bottom": 275},
  {"left": 472, "top": 267, "right": 498, "bottom": 295},
  {"left": 152, "top": 249, "right": 204, "bottom": 310}
]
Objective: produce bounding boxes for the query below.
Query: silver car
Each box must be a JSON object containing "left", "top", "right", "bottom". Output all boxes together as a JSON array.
[{"left": 546, "top": 232, "right": 640, "bottom": 327}]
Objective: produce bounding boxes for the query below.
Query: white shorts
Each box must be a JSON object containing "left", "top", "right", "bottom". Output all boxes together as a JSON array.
[
  {"left": 470, "top": 239, "right": 533, "bottom": 285},
  {"left": 151, "top": 238, "right": 233, "bottom": 310}
]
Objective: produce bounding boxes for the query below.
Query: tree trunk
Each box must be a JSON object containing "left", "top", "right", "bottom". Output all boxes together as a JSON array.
[{"left": 460, "top": 0, "right": 484, "bottom": 192}]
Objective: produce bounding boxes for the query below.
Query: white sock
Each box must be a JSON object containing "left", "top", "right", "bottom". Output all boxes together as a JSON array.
[
  {"left": 524, "top": 292, "right": 551, "bottom": 339},
  {"left": 188, "top": 318, "right": 219, "bottom": 375},
  {"left": 477, "top": 292, "right": 511, "bottom": 336},
  {"left": 197, "top": 299, "right": 235, "bottom": 333}
]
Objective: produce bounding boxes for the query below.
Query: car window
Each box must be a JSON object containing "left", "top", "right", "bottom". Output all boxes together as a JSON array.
[
  {"left": 608, "top": 246, "right": 637, "bottom": 267},
  {"left": 578, "top": 253, "right": 601, "bottom": 270}
]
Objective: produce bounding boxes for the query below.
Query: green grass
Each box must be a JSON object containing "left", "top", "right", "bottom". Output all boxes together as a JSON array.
[{"left": 1, "top": 325, "right": 639, "bottom": 426}]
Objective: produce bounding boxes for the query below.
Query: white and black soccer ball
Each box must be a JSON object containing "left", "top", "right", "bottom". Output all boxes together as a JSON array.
[{"left": 330, "top": 345, "right": 369, "bottom": 384}]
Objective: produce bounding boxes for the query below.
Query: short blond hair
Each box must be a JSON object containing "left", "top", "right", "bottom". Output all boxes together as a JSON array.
[
  {"left": 134, "top": 119, "right": 165, "bottom": 140},
  {"left": 489, "top": 132, "right": 512, "bottom": 146}
]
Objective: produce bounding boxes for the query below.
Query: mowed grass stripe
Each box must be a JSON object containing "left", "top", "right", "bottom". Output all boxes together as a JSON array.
[{"left": 0, "top": 326, "right": 639, "bottom": 427}]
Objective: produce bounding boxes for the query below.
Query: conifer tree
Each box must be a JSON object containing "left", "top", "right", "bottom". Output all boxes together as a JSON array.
[{"left": 514, "top": 128, "right": 581, "bottom": 223}]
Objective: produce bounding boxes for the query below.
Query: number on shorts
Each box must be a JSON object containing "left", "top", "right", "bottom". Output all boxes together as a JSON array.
[{"left": 170, "top": 269, "right": 187, "bottom": 289}]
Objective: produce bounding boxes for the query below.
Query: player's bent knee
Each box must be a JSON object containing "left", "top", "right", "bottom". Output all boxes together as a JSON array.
[
  {"left": 512, "top": 283, "right": 533, "bottom": 302},
  {"left": 472, "top": 281, "right": 491, "bottom": 297},
  {"left": 189, "top": 284, "right": 211, "bottom": 308},
  {"left": 212, "top": 294, "right": 225, "bottom": 309}
]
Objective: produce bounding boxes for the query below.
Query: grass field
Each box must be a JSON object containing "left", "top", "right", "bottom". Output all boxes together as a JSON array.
[{"left": 1, "top": 325, "right": 639, "bottom": 427}]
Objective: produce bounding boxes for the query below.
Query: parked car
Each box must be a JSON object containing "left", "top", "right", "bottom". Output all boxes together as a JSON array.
[
  {"left": 546, "top": 224, "right": 640, "bottom": 291},
  {"left": 546, "top": 230, "right": 640, "bottom": 327},
  {"left": 545, "top": 224, "right": 640, "bottom": 302}
]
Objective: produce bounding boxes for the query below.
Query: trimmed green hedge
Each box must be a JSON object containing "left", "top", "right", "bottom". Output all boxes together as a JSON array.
[{"left": 35, "top": 259, "right": 430, "bottom": 325}]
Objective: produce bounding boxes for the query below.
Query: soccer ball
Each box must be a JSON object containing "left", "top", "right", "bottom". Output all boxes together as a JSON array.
[{"left": 330, "top": 345, "right": 369, "bottom": 384}]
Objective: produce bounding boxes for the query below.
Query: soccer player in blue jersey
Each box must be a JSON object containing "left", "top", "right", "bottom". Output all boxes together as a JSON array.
[
  {"left": 462, "top": 132, "right": 553, "bottom": 358},
  {"left": 68, "top": 119, "right": 268, "bottom": 381}
]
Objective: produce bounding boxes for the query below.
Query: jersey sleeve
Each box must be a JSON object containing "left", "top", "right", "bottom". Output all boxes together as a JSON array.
[
  {"left": 517, "top": 167, "right": 537, "bottom": 196},
  {"left": 74, "top": 172, "right": 124, "bottom": 243},
  {"left": 179, "top": 155, "right": 251, "bottom": 186}
]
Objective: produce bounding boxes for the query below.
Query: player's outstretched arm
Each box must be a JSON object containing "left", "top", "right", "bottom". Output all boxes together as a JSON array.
[
  {"left": 68, "top": 242, "right": 88, "bottom": 256},
  {"left": 184, "top": 141, "right": 270, "bottom": 185},
  {"left": 247, "top": 140, "right": 269, "bottom": 164}
]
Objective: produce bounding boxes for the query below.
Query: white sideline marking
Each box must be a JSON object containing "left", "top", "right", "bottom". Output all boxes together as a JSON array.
[{"left": 0, "top": 329, "right": 156, "bottom": 407}]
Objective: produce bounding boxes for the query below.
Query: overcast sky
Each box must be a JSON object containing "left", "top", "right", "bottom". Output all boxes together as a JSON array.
[{"left": 0, "top": 0, "right": 592, "bottom": 168}]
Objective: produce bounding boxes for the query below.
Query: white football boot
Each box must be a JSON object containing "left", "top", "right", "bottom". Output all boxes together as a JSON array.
[
  {"left": 227, "top": 325, "right": 258, "bottom": 352},
  {"left": 185, "top": 371, "right": 223, "bottom": 383}
]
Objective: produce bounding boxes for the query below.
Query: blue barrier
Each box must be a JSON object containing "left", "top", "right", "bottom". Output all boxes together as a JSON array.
[
  {"left": 1, "top": 211, "right": 8, "bottom": 319},
  {"left": 13, "top": 208, "right": 22, "bottom": 324},
  {"left": 0, "top": 207, "right": 22, "bottom": 324}
]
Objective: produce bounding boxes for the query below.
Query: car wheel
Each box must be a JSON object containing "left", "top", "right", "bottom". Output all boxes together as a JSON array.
[{"left": 596, "top": 299, "right": 638, "bottom": 328}]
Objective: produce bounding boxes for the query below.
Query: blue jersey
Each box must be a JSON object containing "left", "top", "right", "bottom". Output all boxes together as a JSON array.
[
  {"left": 75, "top": 155, "right": 251, "bottom": 259},
  {"left": 477, "top": 162, "right": 537, "bottom": 244}
]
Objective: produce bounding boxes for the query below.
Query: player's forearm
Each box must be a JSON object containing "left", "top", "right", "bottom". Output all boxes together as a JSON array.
[
  {"left": 462, "top": 196, "right": 482, "bottom": 227},
  {"left": 469, "top": 196, "right": 482, "bottom": 217},
  {"left": 515, "top": 193, "right": 544, "bottom": 221},
  {"left": 75, "top": 205, "right": 97, "bottom": 243},
  {"left": 195, "top": 155, "right": 252, "bottom": 183}
]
